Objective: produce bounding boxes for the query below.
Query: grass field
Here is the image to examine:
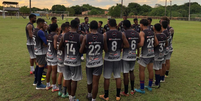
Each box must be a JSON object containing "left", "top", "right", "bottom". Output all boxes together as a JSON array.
[{"left": 0, "top": 16, "right": 201, "bottom": 101}]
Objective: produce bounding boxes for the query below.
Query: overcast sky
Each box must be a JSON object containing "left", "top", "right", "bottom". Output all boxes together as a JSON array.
[{"left": 1, "top": 0, "right": 200, "bottom": 9}]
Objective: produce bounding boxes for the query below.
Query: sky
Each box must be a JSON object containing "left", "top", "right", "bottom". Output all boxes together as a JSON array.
[{"left": 1, "top": 0, "right": 200, "bottom": 9}]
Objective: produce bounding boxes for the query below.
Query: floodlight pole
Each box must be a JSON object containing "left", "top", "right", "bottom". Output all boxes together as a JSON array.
[
  {"left": 165, "top": 0, "right": 167, "bottom": 16},
  {"left": 121, "top": 0, "right": 123, "bottom": 17},
  {"left": 188, "top": 0, "right": 191, "bottom": 21},
  {"left": 170, "top": 0, "right": 172, "bottom": 19},
  {"left": 29, "top": 0, "right": 31, "bottom": 14}
]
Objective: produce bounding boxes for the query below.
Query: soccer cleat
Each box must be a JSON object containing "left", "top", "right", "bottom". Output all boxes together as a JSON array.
[
  {"left": 52, "top": 87, "right": 59, "bottom": 92},
  {"left": 120, "top": 91, "right": 129, "bottom": 97},
  {"left": 130, "top": 90, "right": 135, "bottom": 95},
  {"left": 30, "top": 71, "right": 34, "bottom": 74},
  {"left": 61, "top": 93, "right": 69, "bottom": 98},
  {"left": 165, "top": 75, "right": 169, "bottom": 78},
  {"left": 36, "top": 84, "right": 46, "bottom": 90},
  {"left": 81, "top": 56, "right": 84, "bottom": 61},
  {"left": 160, "top": 80, "right": 165, "bottom": 83},
  {"left": 116, "top": 96, "right": 121, "bottom": 101},
  {"left": 99, "top": 95, "right": 109, "bottom": 101},
  {"left": 46, "top": 85, "right": 52, "bottom": 90},
  {"left": 42, "top": 75, "right": 46, "bottom": 78},
  {"left": 58, "top": 91, "right": 62, "bottom": 96},
  {"left": 152, "top": 84, "right": 160, "bottom": 89},
  {"left": 145, "top": 86, "right": 152, "bottom": 91},
  {"left": 41, "top": 78, "right": 45, "bottom": 81},
  {"left": 33, "top": 81, "right": 37, "bottom": 86},
  {"left": 134, "top": 89, "right": 145, "bottom": 94},
  {"left": 86, "top": 94, "right": 92, "bottom": 100}
]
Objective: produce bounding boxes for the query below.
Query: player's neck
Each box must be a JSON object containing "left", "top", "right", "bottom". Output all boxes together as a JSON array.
[
  {"left": 162, "top": 28, "right": 166, "bottom": 31},
  {"left": 155, "top": 31, "right": 161, "bottom": 34},
  {"left": 70, "top": 29, "right": 77, "bottom": 33},
  {"left": 142, "top": 26, "right": 148, "bottom": 30},
  {"left": 29, "top": 21, "right": 33, "bottom": 24},
  {"left": 91, "top": 30, "right": 97, "bottom": 34},
  {"left": 110, "top": 27, "right": 117, "bottom": 30},
  {"left": 85, "top": 22, "right": 88, "bottom": 24}
]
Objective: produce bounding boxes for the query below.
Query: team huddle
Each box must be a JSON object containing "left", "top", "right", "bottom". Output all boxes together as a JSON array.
[{"left": 26, "top": 14, "right": 174, "bottom": 101}]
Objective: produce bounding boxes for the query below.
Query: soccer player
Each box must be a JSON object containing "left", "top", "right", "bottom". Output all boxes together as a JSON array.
[
  {"left": 74, "top": 18, "right": 82, "bottom": 34},
  {"left": 26, "top": 14, "right": 36, "bottom": 74},
  {"left": 59, "top": 20, "right": 83, "bottom": 101},
  {"left": 48, "top": 17, "right": 57, "bottom": 34},
  {"left": 81, "top": 17, "right": 90, "bottom": 34},
  {"left": 46, "top": 23, "right": 59, "bottom": 92},
  {"left": 99, "top": 19, "right": 129, "bottom": 101},
  {"left": 147, "top": 17, "right": 154, "bottom": 31},
  {"left": 97, "top": 21, "right": 104, "bottom": 34},
  {"left": 55, "top": 23, "right": 70, "bottom": 97},
  {"left": 152, "top": 23, "right": 167, "bottom": 88},
  {"left": 103, "top": 19, "right": 110, "bottom": 32},
  {"left": 33, "top": 18, "right": 47, "bottom": 89},
  {"left": 132, "top": 18, "right": 140, "bottom": 32},
  {"left": 135, "top": 19, "right": 159, "bottom": 94},
  {"left": 80, "top": 20, "right": 108, "bottom": 101},
  {"left": 117, "top": 15, "right": 127, "bottom": 32},
  {"left": 120, "top": 20, "right": 139, "bottom": 96},
  {"left": 160, "top": 20, "right": 170, "bottom": 82}
]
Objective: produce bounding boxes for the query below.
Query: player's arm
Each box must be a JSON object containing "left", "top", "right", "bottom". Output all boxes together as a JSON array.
[
  {"left": 27, "top": 24, "right": 33, "bottom": 38},
  {"left": 122, "top": 32, "right": 130, "bottom": 48},
  {"left": 103, "top": 32, "right": 108, "bottom": 52},
  {"left": 79, "top": 35, "right": 86, "bottom": 53},
  {"left": 38, "top": 30, "right": 47, "bottom": 46},
  {"left": 138, "top": 31, "right": 145, "bottom": 47},
  {"left": 170, "top": 28, "right": 174, "bottom": 39},
  {"left": 53, "top": 35, "right": 58, "bottom": 50},
  {"left": 154, "top": 33, "right": 159, "bottom": 47},
  {"left": 117, "top": 22, "right": 121, "bottom": 29},
  {"left": 59, "top": 36, "right": 64, "bottom": 50}
]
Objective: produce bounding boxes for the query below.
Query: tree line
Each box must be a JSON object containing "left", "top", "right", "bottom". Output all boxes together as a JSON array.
[{"left": 0, "top": 2, "right": 200, "bottom": 17}]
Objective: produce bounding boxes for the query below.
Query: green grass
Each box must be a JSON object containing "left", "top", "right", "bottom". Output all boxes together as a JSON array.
[{"left": 0, "top": 16, "right": 201, "bottom": 101}]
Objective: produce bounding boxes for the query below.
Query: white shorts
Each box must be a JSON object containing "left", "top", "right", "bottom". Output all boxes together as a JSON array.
[
  {"left": 166, "top": 52, "right": 172, "bottom": 60},
  {"left": 27, "top": 45, "right": 36, "bottom": 59},
  {"left": 57, "top": 65, "right": 64, "bottom": 73},
  {"left": 153, "top": 61, "right": 163, "bottom": 70},
  {"left": 63, "top": 65, "right": 82, "bottom": 81},
  {"left": 122, "top": 61, "right": 135, "bottom": 73},
  {"left": 138, "top": 57, "right": 154, "bottom": 67},
  {"left": 103, "top": 60, "right": 121, "bottom": 79},
  {"left": 47, "top": 61, "right": 57, "bottom": 66}
]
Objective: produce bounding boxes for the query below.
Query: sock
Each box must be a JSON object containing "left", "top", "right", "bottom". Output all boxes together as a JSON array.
[
  {"left": 124, "top": 85, "right": 128, "bottom": 94},
  {"left": 72, "top": 96, "right": 75, "bottom": 100},
  {"left": 37, "top": 67, "right": 44, "bottom": 86},
  {"left": 155, "top": 74, "right": 160, "bottom": 85},
  {"left": 88, "top": 93, "right": 92, "bottom": 98},
  {"left": 53, "top": 84, "right": 56, "bottom": 89},
  {"left": 166, "top": 71, "right": 169, "bottom": 76},
  {"left": 58, "top": 84, "right": 62, "bottom": 92},
  {"left": 31, "top": 66, "right": 35, "bottom": 71},
  {"left": 104, "top": 90, "right": 108, "bottom": 98},
  {"left": 131, "top": 80, "right": 134, "bottom": 91},
  {"left": 161, "top": 76, "right": 165, "bottom": 81},
  {"left": 140, "top": 81, "right": 144, "bottom": 90},
  {"left": 46, "top": 82, "right": 50, "bottom": 87},
  {"left": 149, "top": 79, "right": 153, "bottom": 87},
  {"left": 116, "top": 88, "right": 121, "bottom": 97},
  {"left": 34, "top": 66, "right": 39, "bottom": 83},
  {"left": 63, "top": 87, "right": 67, "bottom": 95},
  {"left": 69, "top": 95, "right": 72, "bottom": 100},
  {"left": 92, "top": 98, "right": 96, "bottom": 101}
]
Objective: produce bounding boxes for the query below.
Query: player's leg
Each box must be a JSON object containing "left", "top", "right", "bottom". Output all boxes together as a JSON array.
[
  {"left": 33, "top": 62, "right": 38, "bottom": 86},
  {"left": 86, "top": 67, "right": 93, "bottom": 100},
  {"left": 63, "top": 65, "right": 70, "bottom": 98},
  {"left": 113, "top": 61, "right": 121, "bottom": 101},
  {"left": 70, "top": 66, "right": 82, "bottom": 101},
  {"left": 152, "top": 61, "right": 161, "bottom": 88},
  {"left": 51, "top": 63, "right": 59, "bottom": 92},
  {"left": 57, "top": 65, "right": 64, "bottom": 96},
  {"left": 91, "top": 66, "right": 102, "bottom": 101},
  {"left": 145, "top": 58, "right": 154, "bottom": 91},
  {"left": 129, "top": 61, "right": 135, "bottom": 95},
  {"left": 27, "top": 45, "right": 36, "bottom": 74},
  {"left": 161, "top": 58, "right": 166, "bottom": 82},
  {"left": 165, "top": 52, "right": 172, "bottom": 77},
  {"left": 46, "top": 61, "right": 52, "bottom": 90},
  {"left": 121, "top": 61, "right": 129, "bottom": 96},
  {"left": 99, "top": 61, "right": 112, "bottom": 100},
  {"left": 36, "top": 55, "right": 46, "bottom": 89}
]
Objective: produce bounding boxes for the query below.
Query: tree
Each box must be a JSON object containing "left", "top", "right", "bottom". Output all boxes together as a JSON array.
[
  {"left": 0, "top": 6, "right": 3, "bottom": 10},
  {"left": 88, "top": 9, "right": 98, "bottom": 15},
  {"left": 20, "top": 6, "right": 30, "bottom": 14},
  {"left": 31, "top": 7, "right": 41, "bottom": 13},
  {"left": 51, "top": 5, "right": 66, "bottom": 13},
  {"left": 71, "top": 5, "right": 82, "bottom": 15},
  {"left": 140, "top": 4, "right": 152, "bottom": 15},
  {"left": 108, "top": 4, "right": 126, "bottom": 17},
  {"left": 66, "top": 7, "right": 75, "bottom": 16},
  {"left": 127, "top": 2, "right": 141, "bottom": 15},
  {"left": 149, "top": 6, "right": 166, "bottom": 16}
]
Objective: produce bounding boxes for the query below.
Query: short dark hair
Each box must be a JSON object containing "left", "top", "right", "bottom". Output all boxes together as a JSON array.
[
  {"left": 74, "top": 18, "right": 80, "bottom": 24},
  {"left": 90, "top": 21, "right": 98, "bottom": 30},
  {"left": 161, "top": 21, "right": 168, "bottom": 29},
  {"left": 154, "top": 23, "right": 161, "bottom": 32},
  {"left": 50, "top": 23, "right": 58, "bottom": 31},
  {"left": 99, "top": 21, "right": 103, "bottom": 25},
  {"left": 71, "top": 20, "right": 78, "bottom": 29},
  {"left": 161, "top": 16, "right": 170, "bottom": 24},
  {"left": 61, "top": 23, "right": 70, "bottom": 31},
  {"left": 147, "top": 17, "right": 152, "bottom": 22},
  {"left": 108, "top": 18, "right": 111, "bottom": 20},
  {"left": 37, "top": 18, "right": 45, "bottom": 24},
  {"left": 123, "top": 14, "right": 127, "bottom": 17},
  {"left": 140, "top": 19, "right": 149, "bottom": 26},
  {"left": 123, "top": 20, "right": 131, "bottom": 28},
  {"left": 109, "top": 19, "right": 117, "bottom": 27},
  {"left": 65, "top": 22, "right": 69, "bottom": 25},
  {"left": 51, "top": 17, "right": 57, "bottom": 21},
  {"left": 84, "top": 17, "right": 88, "bottom": 20},
  {"left": 29, "top": 14, "right": 36, "bottom": 20},
  {"left": 133, "top": 18, "right": 138, "bottom": 22}
]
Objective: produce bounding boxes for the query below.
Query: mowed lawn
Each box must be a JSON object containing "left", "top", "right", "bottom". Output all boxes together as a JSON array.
[{"left": 0, "top": 16, "right": 201, "bottom": 101}]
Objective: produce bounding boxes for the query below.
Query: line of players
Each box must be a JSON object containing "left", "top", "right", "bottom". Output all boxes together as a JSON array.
[{"left": 25, "top": 14, "right": 174, "bottom": 101}]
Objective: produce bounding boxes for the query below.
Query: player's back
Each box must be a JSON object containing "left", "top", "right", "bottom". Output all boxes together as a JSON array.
[
  {"left": 63, "top": 32, "right": 81, "bottom": 66},
  {"left": 46, "top": 32, "right": 57, "bottom": 62},
  {"left": 154, "top": 33, "right": 167, "bottom": 61},
  {"left": 57, "top": 34, "right": 64, "bottom": 65},
  {"left": 119, "top": 21, "right": 125, "bottom": 32},
  {"left": 122, "top": 29, "right": 139, "bottom": 61},
  {"left": 167, "top": 26, "right": 174, "bottom": 52},
  {"left": 162, "top": 30, "right": 170, "bottom": 55},
  {"left": 86, "top": 33, "right": 104, "bottom": 68},
  {"left": 132, "top": 24, "right": 140, "bottom": 32},
  {"left": 25, "top": 22, "right": 34, "bottom": 45},
  {"left": 33, "top": 28, "right": 46, "bottom": 55},
  {"left": 141, "top": 29, "right": 155, "bottom": 58},
  {"left": 104, "top": 30, "right": 122, "bottom": 61}
]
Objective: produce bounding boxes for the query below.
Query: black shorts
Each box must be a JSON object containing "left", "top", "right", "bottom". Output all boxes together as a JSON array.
[{"left": 36, "top": 55, "right": 47, "bottom": 65}]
